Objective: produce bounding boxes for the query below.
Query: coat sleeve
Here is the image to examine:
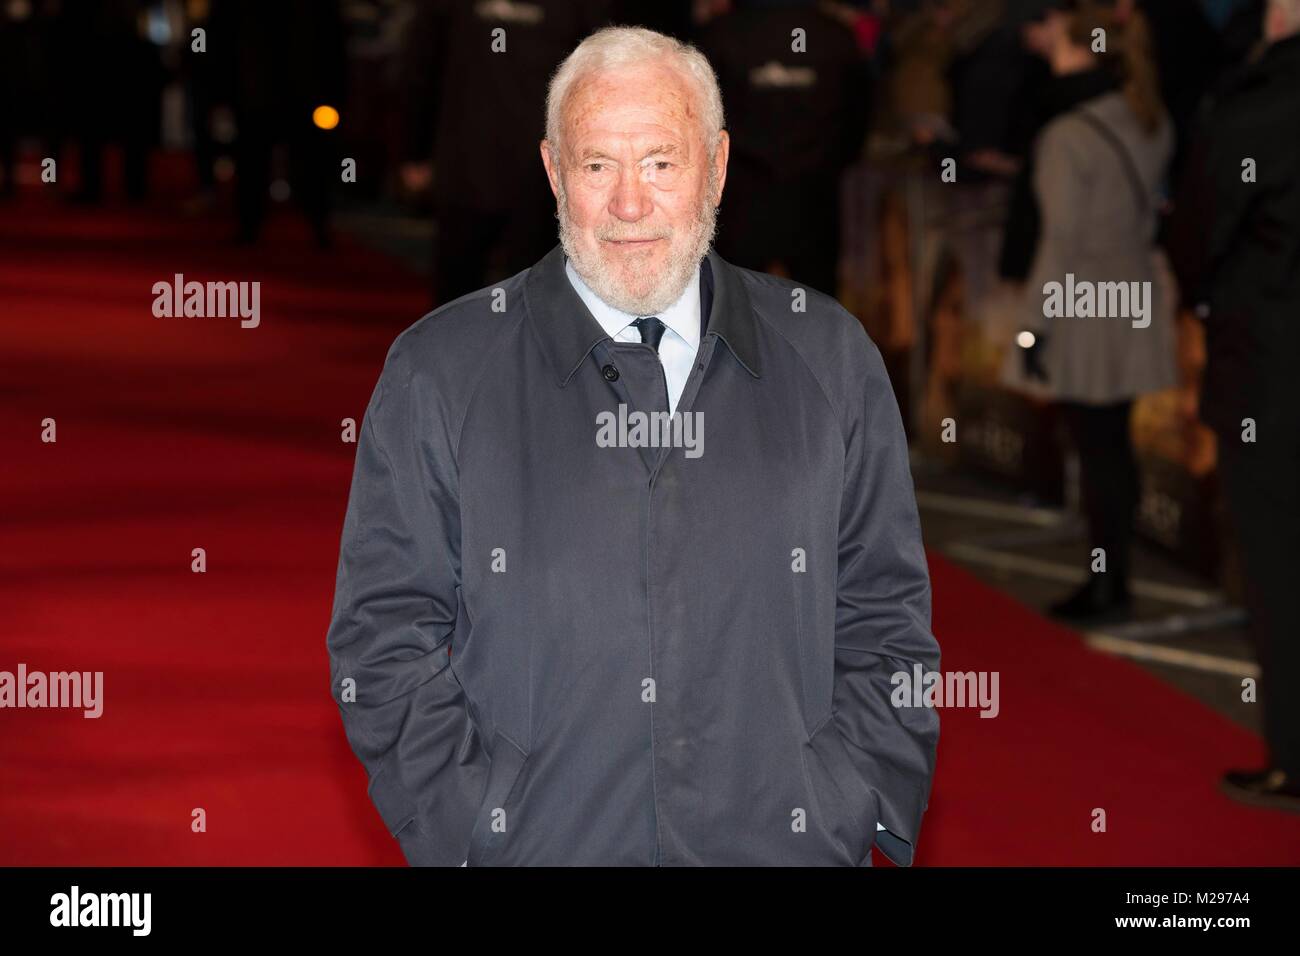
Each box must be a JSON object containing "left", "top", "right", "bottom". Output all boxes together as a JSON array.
[
  {"left": 326, "top": 337, "right": 489, "bottom": 866},
  {"left": 833, "top": 329, "right": 941, "bottom": 866}
]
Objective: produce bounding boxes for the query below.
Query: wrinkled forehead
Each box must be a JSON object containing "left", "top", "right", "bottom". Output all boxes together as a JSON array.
[{"left": 560, "top": 60, "right": 704, "bottom": 158}]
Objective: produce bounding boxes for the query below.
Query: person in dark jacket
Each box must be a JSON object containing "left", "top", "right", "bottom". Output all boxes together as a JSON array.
[
  {"left": 1168, "top": 0, "right": 1300, "bottom": 814},
  {"left": 694, "top": 0, "right": 872, "bottom": 298},
  {"left": 999, "top": 1, "right": 1129, "bottom": 280},
  {"left": 209, "top": 0, "right": 346, "bottom": 246},
  {"left": 327, "top": 25, "right": 939, "bottom": 866},
  {"left": 398, "top": 0, "right": 613, "bottom": 306},
  {"left": 53, "top": 0, "right": 161, "bottom": 203}
]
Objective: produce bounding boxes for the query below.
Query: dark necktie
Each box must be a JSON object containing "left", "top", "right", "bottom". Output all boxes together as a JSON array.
[{"left": 632, "top": 316, "right": 667, "bottom": 355}]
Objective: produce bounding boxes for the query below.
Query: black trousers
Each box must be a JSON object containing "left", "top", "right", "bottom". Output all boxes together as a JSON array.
[
  {"left": 1059, "top": 399, "right": 1139, "bottom": 584},
  {"left": 75, "top": 132, "right": 149, "bottom": 201},
  {"left": 234, "top": 112, "right": 331, "bottom": 244},
  {"left": 1217, "top": 421, "right": 1300, "bottom": 776}
]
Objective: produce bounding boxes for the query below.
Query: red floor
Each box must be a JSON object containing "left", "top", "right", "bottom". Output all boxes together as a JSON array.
[{"left": 1, "top": 182, "right": 1297, "bottom": 865}]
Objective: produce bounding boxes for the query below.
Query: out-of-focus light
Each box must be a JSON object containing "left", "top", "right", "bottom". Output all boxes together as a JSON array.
[
  {"left": 270, "top": 179, "right": 291, "bottom": 202},
  {"left": 145, "top": 7, "right": 172, "bottom": 45},
  {"left": 1016, "top": 331, "right": 1036, "bottom": 349},
  {"left": 213, "top": 157, "right": 235, "bottom": 183},
  {"left": 211, "top": 107, "right": 237, "bottom": 145},
  {"left": 312, "top": 105, "right": 340, "bottom": 131}
]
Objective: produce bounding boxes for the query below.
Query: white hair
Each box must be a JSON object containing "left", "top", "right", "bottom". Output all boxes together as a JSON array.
[{"left": 545, "top": 26, "right": 725, "bottom": 156}]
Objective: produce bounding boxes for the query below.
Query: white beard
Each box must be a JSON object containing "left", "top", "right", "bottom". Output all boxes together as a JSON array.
[{"left": 557, "top": 167, "right": 719, "bottom": 316}]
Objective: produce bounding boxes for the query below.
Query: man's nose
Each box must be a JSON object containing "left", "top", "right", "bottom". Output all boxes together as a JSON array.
[{"left": 608, "top": 168, "right": 653, "bottom": 222}]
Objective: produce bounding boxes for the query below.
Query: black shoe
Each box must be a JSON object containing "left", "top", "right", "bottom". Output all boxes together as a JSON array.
[
  {"left": 1048, "top": 575, "right": 1132, "bottom": 624},
  {"left": 1220, "top": 768, "right": 1300, "bottom": 814}
]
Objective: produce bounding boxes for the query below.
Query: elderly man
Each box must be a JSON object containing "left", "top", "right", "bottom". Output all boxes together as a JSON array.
[{"left": 327, "top": 26, "right": 939, "bottom": 866}]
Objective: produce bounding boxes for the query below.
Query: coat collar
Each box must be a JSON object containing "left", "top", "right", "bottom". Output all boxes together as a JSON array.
[{"left": 523, "top": 242, "right": 761, "bottom": 386}]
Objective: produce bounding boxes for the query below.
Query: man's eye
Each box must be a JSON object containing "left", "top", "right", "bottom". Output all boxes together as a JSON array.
[{"left": 586, "top": 163, "right": 604, "bottom": 173}]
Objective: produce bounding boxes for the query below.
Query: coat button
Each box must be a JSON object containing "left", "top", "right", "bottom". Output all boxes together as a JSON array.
[{"left": 601, "top": 364, "right": 619, "bottom": 382}]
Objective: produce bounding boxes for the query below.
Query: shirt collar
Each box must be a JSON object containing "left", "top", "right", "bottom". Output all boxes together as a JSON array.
[
  {"left": 523, "top": 243, "right": 760, "bottom": 386},
  {"left": 564, "top": 256, "right": 701, "bottom": 352}
]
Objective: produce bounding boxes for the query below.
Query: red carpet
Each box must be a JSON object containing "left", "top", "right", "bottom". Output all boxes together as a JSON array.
[{"left": 2, "top": 181, "right": 1297, "bottom": 866}]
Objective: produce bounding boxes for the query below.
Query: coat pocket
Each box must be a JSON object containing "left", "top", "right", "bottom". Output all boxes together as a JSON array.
[
  {"left": 465, "top": 730, "right": 530, "bottom": 866},
  {"left": 802, "top": 713, "right": 878, "bottom": 866}
]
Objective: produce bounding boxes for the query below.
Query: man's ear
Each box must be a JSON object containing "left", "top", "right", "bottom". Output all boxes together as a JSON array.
[
  {"left": 712, "top": 130, "right": 730, "bottom": 206},
  {"left": 540, "top": 140, "right": 561, "bottom": 200}
]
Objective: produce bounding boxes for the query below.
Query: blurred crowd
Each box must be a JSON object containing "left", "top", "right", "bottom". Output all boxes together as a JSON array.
[{"left": 2, "top": 0, "right": 1298, "bottom": 797}]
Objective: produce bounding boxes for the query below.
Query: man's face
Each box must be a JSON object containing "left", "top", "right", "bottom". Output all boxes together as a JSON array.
[{"left": 541, "top": 59, "right": 729, "bottom": 316}]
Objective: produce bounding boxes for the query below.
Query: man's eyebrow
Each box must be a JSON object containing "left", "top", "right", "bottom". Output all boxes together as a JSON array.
[
  {"left": 642, "top": 144, "right": 680, "bottom": 158},
  {"left": 574, "top": 144, "right": 682, "bottom": 162}
]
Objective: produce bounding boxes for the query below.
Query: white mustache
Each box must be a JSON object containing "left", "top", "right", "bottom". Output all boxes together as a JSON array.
[{"left": 600, "top": 233, "right": 670, "bottom": 241}]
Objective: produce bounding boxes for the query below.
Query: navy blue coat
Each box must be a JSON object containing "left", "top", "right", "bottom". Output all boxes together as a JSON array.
[{"left": 326, "top": 242, "right": 940, "bottom": 865}]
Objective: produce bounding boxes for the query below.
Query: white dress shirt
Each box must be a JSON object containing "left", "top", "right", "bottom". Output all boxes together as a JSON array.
[{"left": 564, "top": 256, "right": 700, "bottom": 415}]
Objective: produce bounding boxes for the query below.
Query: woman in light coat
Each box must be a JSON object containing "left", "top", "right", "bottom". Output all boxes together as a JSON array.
[{"left": 1020, "top": 0, "right": 1176, "bottom": 621}]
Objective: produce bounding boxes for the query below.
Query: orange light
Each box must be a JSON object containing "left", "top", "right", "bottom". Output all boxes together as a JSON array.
[{"left": 312, "top": 105, "right": 340, "bottom": 131}]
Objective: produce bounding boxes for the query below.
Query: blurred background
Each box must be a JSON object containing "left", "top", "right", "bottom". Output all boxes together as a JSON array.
[{"left": 2, "top": 0, "right": 1298, "bottom": 864}]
